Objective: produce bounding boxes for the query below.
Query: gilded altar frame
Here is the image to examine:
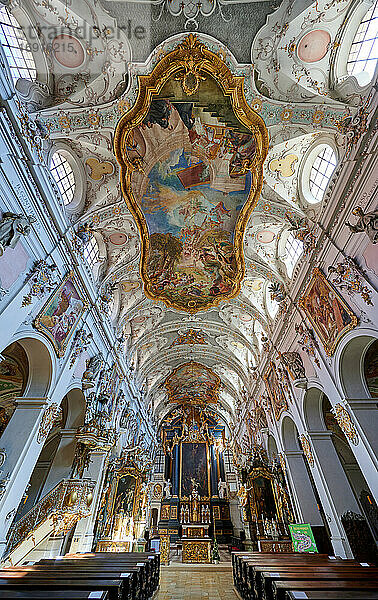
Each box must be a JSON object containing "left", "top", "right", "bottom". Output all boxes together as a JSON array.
[
  {"left": 114, "top": 34, "right": 269, "bottom": 313},
  {"left": 247, "top": 467, "right": 282, "bottom": 521},
  {"left": 101, "top": 464, "right": 144, "bottom": 540},
  {"left": 299, "top": 268, "right": 358, "bottom": 356},
  {"left": 179, "top": 440, "right": 211, "bottom": 500}
]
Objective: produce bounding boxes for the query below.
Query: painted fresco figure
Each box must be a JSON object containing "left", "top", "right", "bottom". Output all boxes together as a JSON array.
[
  {"left": 142, "top": 100, "right": 172, "bottom": 129},
  {"left": 0, "top": 212, "right": 36, "bottom": 255}
]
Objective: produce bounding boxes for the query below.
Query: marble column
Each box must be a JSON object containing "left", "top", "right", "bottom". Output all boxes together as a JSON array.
[
  {"left": 284, "top": 450, "right": 323, "bottom": 526},
  {"left": 308, "top": 431, "right": 361, "bottom": 557},
  {"left": 172, "top": 444, "right": 180, "bottom": 497}
]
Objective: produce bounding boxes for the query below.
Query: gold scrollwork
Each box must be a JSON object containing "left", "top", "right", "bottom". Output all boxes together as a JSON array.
[
  {"left": 182, "top": 539, "right": 211, "bottom": 563},
  {"left": 333, "top": 404, "right": 359, "bottom": 446},
  {"left": 300, "top": 434, "right": 314, "bottom": 467}
]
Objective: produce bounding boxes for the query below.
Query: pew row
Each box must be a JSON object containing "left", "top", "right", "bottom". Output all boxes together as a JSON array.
[
  {"left": 232, "top": 551, "right": 378, "bottom": 600},
  {"left": 0, "top": 551, "right": 160, "bottom": 600}
]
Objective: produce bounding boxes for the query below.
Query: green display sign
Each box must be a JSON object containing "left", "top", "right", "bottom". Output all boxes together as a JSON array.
[{"left": 289, "top": 523, "right": 318, "bottom": 553}]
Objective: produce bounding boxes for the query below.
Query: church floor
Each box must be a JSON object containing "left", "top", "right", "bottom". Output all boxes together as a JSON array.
[{"left": 156, "top": 564, "right": 237, "bottom": 599}]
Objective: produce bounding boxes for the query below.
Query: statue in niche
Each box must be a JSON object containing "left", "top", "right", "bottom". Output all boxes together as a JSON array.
[
  {"left": 281, "top": 351, "right": 306, "bottom": 380},
  {"left": 218, "top": 480, "right": 228, "bottom": 499},
  {"left": 237, "top": 484, "right": 252, "bottom": 508},
  {"left": 164, "top": 478, "right": 172, "bottom": 499},
  {"left": 346, "top": 207, "right": 378, "bottom": 244},
  {"left": 0, "top": 212, "right": 36, "bottom": 256},
  {"left": 82, "top": 353, "right": 104, "bottom": 389}
]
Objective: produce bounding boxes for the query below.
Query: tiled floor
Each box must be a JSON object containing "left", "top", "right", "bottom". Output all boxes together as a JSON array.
[{"left": 156, "top": 564, "right": 237, "bottom": 599}]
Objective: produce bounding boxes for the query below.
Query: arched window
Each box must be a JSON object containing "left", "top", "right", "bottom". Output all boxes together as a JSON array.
[
  {"left": 347, "top": 0, "right": 378, "bottom": 84},
  {"left": 284, "top": 233, "right": 303, "bottom": 277},
  {"left": 309, "top": 145, "right": 337, "bottom": 202},
  {"left": 0, "top": 6, "right": 36, "bottom": 84},
  {"left": 83, "top": 236, "right": 99, "bottom": 268},
  {"left": 50, "top": 152, "right": 76, "bottom": 206}
]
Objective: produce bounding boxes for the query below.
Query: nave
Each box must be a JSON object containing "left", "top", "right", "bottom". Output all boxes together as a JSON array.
[{"left": 0, "top": 0, "right": 377, "bottom": 593}]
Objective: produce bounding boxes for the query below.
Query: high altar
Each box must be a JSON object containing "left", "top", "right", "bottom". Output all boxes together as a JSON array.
[{"left": 157, "top": 365, "right": 234, "bottom": 562}]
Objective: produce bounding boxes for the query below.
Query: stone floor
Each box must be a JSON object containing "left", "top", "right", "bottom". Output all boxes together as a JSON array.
[{"left": 156, "top": 564, "right": 237, "bottom": 599}]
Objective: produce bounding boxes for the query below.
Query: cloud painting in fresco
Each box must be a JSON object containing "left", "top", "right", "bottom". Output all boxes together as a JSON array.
[{"left": 138, "top": 148, "right": 251, "bottom": 309}]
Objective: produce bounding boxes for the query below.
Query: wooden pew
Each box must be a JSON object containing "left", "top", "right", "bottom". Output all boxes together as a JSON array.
[
  {"left": 40, "top": 553, "right": 159, "bottom": 596},
  {"left": 273, "top": 580, "right": 378, "bottom": 600},
  {"left": 1, "top": 567, "right": 141, "bottom": 600},
  {"left": 285, "top": 591, "right": 378, "bottom": 600},
  {"left": 260, "top": 568, "right": 378, "bottom": 600},
  {"left": 0, "top": 592, "right": 109, "bottom": 600},
  {"left": 0, "top": 578, "right": 124, "bottom": 600},
  {"left": 236, "top": 554, "right": 357, "bottom": 600},
  {"left": 232, "top": 553, "right": 333, "bottom": 596}
]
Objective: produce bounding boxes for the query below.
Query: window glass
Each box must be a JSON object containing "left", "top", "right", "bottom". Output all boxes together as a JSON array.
[
  {"left": 347, "top": 0, "right": 378, "bottom": 82},
  {"left": 50, "top": 152, "right": 76, "bottom": 206},
  {"left": 284, "top": 233, "right": 304, "bottom": 277},
  {"left": 83, "top": 235, "right": 99, "bottom": 268},
  {"left": 309, "top": 145, "right": 337, "bottom": 202},
  {"left": 0, "top": 6, "right": 36, "bottom": 83}
]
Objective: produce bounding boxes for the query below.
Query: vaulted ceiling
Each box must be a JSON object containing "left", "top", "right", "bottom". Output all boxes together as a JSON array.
[{"left": 30, "top": 0, "right": 355, "bottom": 425}]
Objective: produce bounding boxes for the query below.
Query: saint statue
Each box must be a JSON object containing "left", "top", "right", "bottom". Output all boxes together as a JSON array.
[
  {"left": 281, "top": 351, "right": 306, "bottom": 380},
  {"left": 0, "top": 212, "right": 36, "bottom": 255},
  {"left": 164, "top": 478, "right": 172, "bottom": 499},
  {"left": 218, "top": 480, "right": 228, "bottom": 499}
]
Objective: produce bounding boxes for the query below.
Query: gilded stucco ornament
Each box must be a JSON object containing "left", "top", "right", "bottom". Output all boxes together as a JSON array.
[
  {"left": 300, "top": 434, "right": 314, "bottom": 468},
  {"left": 332, "top": 404, "right": 359, "bottom": 446},
  {"left": 37, "top": 403, "right": 63, "bottom": 444},
  {"left": 114, "top": 34, "right": 269, "bottom": 313},
  {"left": 22, "top": 260, "right": 57, "bottom": 307},
  {"left": 328, "top": 259, "right": 373, "bottom": 306}
]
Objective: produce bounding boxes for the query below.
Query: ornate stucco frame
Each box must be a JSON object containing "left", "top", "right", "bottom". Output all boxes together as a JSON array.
[
  {"left": 299, "top": 268, "right": 358, "bottom": 356},
  {"left": 114, "top": 34, "right": 269, "bottom": 313},
  {"left": 34, "top": 271, "right": 88, "bottom": 357},
  {"left": 264, "top": 361, "right": 288, "bottom": 421}
]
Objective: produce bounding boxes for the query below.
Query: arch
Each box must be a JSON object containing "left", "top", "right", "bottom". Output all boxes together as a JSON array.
[
  {"left": 339, "top": 333, "right": 378, "bottom": 398},
  {"left": 6, "top": 335, "right": 54, "bottom": 399},
  {"left": 64, "top": 387, "right": 86, "bottom": 429},
  {"left": 267, "top": 434, "right": 278, "bottom": 459},
  {"left": 303, "top": 386, "right": 326, "bottom": 432},
  {"left": 281, "top": 415, "right": 301, "bottom": 451}
]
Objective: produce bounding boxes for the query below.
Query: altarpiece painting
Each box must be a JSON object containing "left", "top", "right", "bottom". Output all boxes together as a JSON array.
[
  {"left": 34, "top": 272, "right": 87, "bottom": 357},
  {"left": 299, "top": 268, "right": 358, "bottom": 356}
]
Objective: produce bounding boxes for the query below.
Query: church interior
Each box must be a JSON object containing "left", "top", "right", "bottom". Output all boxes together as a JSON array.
[{"left": 0, "top": 0, "right": 377, "bottom": 597}]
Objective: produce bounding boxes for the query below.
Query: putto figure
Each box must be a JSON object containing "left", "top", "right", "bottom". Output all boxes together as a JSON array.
[{"left": 346, "top": 206, "right": 378, "bottom": 244}]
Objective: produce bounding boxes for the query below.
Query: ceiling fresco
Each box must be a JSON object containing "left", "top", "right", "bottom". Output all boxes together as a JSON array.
[
  {"left": 31, "top": 0, "right": 360, "bottom": 426},
  {"left": 165, "top": 361, "right": 220, "bottom": 406},
  {"left": 114, "top": 36, "right": 268, "bottom": 312}
]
